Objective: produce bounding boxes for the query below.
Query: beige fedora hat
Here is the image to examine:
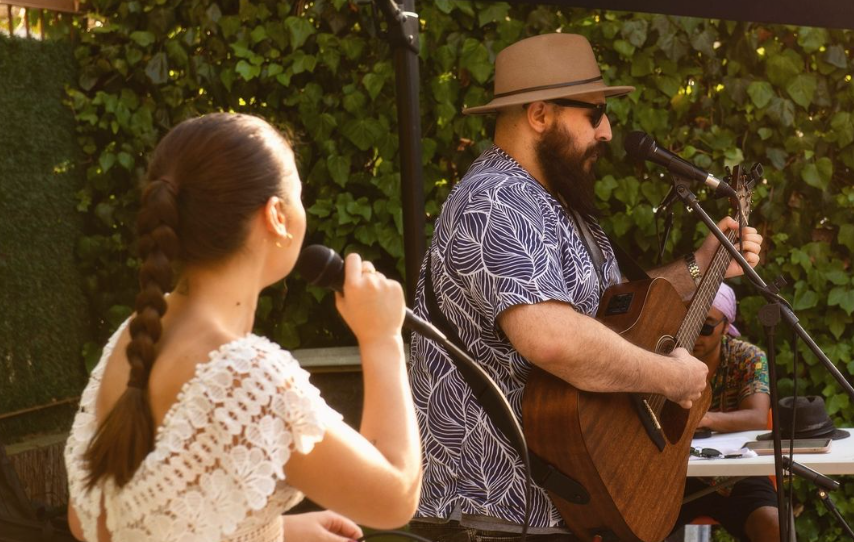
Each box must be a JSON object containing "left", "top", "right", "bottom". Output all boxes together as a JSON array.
[{"left": 463, "top": 33, "right": 635, "bottom": 115}]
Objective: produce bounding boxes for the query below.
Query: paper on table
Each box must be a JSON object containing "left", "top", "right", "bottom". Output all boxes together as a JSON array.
[{"left": 689, "top": 434, "right": 759, "bottom": 460}]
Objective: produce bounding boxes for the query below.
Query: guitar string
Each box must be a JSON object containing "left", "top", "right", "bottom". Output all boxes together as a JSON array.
[{"left": 646, "top": 227, "right": 740, "bottom": 414}]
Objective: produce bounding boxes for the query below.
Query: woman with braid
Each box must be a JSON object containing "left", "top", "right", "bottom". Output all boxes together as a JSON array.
[{"left": 64, "top": 113, "right": 422, "bottom": 542}]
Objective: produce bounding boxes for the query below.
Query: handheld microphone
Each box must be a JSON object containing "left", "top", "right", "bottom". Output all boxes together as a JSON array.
[
  {"left": 295, "top": 244, "right": 440, "bottom": 340},
  {"left": 624, "top": 131, "right": 737, "bottom": 199}
]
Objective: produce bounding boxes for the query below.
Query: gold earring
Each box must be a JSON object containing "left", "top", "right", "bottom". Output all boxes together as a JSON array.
[
  {"left": 276, "top": 240, "right": 283, "bottom": 248},
  {"left": 285, "top": 232, "right": 293, "bottom": 240}
]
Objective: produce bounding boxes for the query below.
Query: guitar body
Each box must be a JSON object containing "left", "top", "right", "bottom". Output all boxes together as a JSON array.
[{"left": 522, "top": 278, "right": 712, "bottom": 542}]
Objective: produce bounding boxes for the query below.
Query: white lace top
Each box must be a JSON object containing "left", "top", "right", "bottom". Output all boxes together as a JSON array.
[{"left": 64, "top": 321, "right": 342, "bottom": 542}]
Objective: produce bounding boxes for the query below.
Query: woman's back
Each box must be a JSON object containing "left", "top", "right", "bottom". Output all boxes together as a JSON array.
[{"left": 65, "top": 317, "right": 341, "bottom": 542}]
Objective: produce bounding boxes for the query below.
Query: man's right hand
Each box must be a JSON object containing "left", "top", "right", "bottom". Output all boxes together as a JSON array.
[{"left": 664, "top": 347, "right": 708, "bottom": 409}]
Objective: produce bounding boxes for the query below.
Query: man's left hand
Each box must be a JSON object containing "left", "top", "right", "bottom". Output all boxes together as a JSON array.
[{"left": 695, "top": 216, "right": 763, "bottom": 278}]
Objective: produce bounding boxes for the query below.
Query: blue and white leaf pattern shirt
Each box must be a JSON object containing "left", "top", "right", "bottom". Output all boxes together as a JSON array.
[{"left": 410, "top": 145, "right": 622, "bottom": 528}]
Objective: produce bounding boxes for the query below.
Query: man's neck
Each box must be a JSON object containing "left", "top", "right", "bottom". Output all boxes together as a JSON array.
[{"left": 493, "top": 135, "right": 552, "bottom": 194}]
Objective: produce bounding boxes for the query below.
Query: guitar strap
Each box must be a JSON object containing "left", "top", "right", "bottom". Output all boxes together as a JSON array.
[
  {"left": 569, "top": 209, "right": 649, "bottom": 284},
  {"left": 423, "top": 257, "right": 590, "bottom": 506}
]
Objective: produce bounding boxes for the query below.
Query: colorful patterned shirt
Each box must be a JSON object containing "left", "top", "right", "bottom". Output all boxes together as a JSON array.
[
  {"left": 409, "top": 145, "right": 621, "bottom": 529},
  {"left": 709, "top": 335, "right": 770, "bottom": 413}
]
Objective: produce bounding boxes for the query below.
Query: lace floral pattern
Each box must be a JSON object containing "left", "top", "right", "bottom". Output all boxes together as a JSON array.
[{"left": 64, "top": 322, "right": 341, "bottom": 542}]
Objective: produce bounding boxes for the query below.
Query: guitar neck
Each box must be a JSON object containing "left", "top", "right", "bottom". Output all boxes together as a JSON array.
[{"left": 676, "top": 230, "right": 738, "bottom": 352}]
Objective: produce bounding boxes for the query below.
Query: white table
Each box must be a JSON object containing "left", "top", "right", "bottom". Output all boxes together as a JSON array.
[{"left": 686, "top": 428, "right": 854, "bottom": 477}]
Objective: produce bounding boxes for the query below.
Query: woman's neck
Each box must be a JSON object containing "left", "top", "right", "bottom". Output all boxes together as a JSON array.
[{"left": 169, "top": 256, "right": 267, "bottom": 338}]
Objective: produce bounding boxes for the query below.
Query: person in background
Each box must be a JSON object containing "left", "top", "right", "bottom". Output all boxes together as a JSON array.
[
  {"left": 64, "top": 113, "right": 422, "bottom": 542},
  {"left": 675, "top": 283, "right": 779, "bottom": 542}
]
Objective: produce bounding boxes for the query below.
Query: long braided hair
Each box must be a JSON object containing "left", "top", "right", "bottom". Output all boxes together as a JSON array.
[{"left": 84, "top": 113, "right": 293, "bottom": 488}]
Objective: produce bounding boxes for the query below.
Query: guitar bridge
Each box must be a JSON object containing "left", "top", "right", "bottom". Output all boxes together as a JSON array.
[{"left": 632, "top": 394, "right": 666, "bottom": 452}]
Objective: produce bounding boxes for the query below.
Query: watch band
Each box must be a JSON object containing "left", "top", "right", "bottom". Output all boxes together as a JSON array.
[{"left": 684, "top": 252, "right": 702, "bottom": 286}]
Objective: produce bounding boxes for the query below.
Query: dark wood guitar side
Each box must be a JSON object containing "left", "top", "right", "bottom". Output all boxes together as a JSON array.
[{"left": 523, "top": 278, "right": 711, "bottom": 542}]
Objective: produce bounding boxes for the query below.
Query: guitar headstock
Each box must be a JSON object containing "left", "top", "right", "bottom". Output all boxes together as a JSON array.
[{"left": 725, "top": 163, "right": 759, "bottom": 224}]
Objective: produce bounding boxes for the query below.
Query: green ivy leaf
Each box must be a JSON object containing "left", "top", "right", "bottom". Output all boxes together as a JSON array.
[
  {"left": 130, "top": 31, "right": 155, "bottom": 47},
  {"left": 765, "top": 52, "right": 801, "bottom": 87},
  {"left": 793, "top": 287, "right": 819, "bottom": 310},
  {"left": 250, "top": 25, "right": 267, "bottom": 44},
  {"left": 826, "top": 393, "right": 849, "bottom": 415},
  {"left": 830, "top": 112, "right": 854, "bottom": 149},
  {"left": 828, "top": 316, "right": 846, "bottom": 339},
  {"left": 654, "top": 75, "right": 680, "bottom": 98},
  {"left": 595, "top": 175, "right": 618, "bottom": 201},
  {"left": 838, "top": 224, "right": 854, "bottom": 252},
  {"left": 630, "top": 53, "right": 654, "bottom": 77},
  {"left": 117, "top": 152, "right": 134, "bottom": 170},
  {"left": 236, "top": 59, "right": 261, "bottom": 81},
  {"left": 785, "top": 73, "right": 817, "bottom": 109},
  {"left": 613, "top": 39, "right": 635, "bottom": 57},
  {"left": 766, "top": 97, "right": 795, "bottom": 127},
  {"left": 823, "top": 45, "right": 848, "bottom": 69},
  {"left": 285, "top": 16, "right": 315, "bottom": 50},
  {"left": 144, "top": 52, "right": 169, "bottom": 85},
  {"left": 477, "top": 2, "right": 510, "bottom": 27},
  {"left": 620, "top": 19, "right": 648, "bottom": 48},
  {"left": 362, "top": 73, "right": 385, "bottom": 101},
  {"left": 797, "top": 26, "right": 828, "bottom": 53},
  {"left": 460, "top": 39, "right": 491, "bottom": 84},
  {"left": 801, "top": 163, "right": 827, "bottom": 190},
  {"left": 99, "top": 152, "right": 116, "bottom": 173},
  {"left": 341, "top": 118, "right": 384, "bottom": 151},
  {"left": 747, "top": 81, "right": 774, "bottom": 108},
  {"left": 327, "top": 154, "right": 351, "bottom": 187}
]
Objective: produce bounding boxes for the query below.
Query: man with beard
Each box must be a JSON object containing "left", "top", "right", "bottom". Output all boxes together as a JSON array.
[{"left": 407, "top": 33, "right": 764, "bottom": 541}]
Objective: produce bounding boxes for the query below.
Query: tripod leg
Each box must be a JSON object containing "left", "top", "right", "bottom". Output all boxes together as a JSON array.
[{"left": 818, "top": 489, "right": 854, "bottom": 540}]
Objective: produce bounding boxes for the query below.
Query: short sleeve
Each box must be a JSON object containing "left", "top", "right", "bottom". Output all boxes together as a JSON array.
[
  {"left": 207, "top": 337, "right": 343, "bottom": 480},
  {"left": 445, "top": 181, "right": 576, "bottom": 326},
  {"left": 734, "top": 341, "right": 770, "bottom": 403}
]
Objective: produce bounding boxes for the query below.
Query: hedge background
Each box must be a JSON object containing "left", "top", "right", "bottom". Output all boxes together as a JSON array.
[
  {"left": 0, "top": 35, "right": 91, "bottom": 442},
  {"left": 2, "top": 0, "right": 853, "bottom": 538}
]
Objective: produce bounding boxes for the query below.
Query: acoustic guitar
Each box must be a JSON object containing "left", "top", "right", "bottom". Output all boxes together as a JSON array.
[{"left": 522, "top": 165, "right": 755, "bottom": 542}]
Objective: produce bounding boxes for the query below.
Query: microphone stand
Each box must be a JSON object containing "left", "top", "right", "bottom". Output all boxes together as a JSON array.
[
  {"left": 781, "top": 457, "right": 854, "bottom": 540},
  {"left": 670, "top": 174, "right": 854, "bottom": 542}
]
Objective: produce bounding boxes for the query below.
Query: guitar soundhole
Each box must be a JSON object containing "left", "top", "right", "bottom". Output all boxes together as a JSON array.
[{"left": 655, "top": 335, "right": 676, "bottom": 355}]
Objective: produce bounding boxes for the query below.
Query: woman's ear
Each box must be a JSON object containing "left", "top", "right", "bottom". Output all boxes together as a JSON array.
[{"left": 264, "top": 196, "right": 290, "bottom": 239}]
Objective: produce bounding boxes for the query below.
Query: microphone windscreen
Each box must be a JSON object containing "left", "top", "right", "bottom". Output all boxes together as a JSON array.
[
  {"left": 296, "top": 244, "right": 345, "bottom": 292},
  {"left": 623, "top": 130, "right": 655, "bottom": 162}
]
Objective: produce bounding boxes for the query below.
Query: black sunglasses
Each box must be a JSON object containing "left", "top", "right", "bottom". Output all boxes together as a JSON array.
[
  {"left": 690, "top": 446, "right": 743, "bottom": 459},
  {"left": 699, "top": 316, "right": 727, "bottom": 336},
  {"left": 547, "top": 99, "right": 608, "bottom": 128}
]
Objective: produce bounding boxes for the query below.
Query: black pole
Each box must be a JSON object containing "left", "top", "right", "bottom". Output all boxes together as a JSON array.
[
  {"left": 378, "top": 0, "right": 425, "bottom": 305},
  {"left": 759, "top": 302, "right": 789, "bottom": 542}
]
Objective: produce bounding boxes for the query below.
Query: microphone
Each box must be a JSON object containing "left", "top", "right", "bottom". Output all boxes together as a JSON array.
[
  {"left": 295, "top": 244, "right": 442, "bottom": 341},
  {"left": 624, "top": 131, "right": 737, "bottom": 198},
  {"left": 781, "top": 456, "right": 840, "bottom": 492}
]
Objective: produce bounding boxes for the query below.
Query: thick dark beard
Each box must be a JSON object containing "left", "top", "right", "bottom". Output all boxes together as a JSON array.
[{"left": 534, "top": 123, "right": 606, "bottom": 219}]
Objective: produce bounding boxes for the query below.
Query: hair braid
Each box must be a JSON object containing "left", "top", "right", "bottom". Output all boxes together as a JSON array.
[{"left": 84, "top": 178, "right": 179, "bottom": 489}]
